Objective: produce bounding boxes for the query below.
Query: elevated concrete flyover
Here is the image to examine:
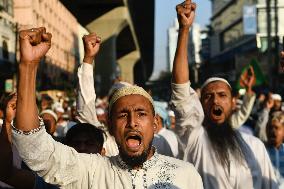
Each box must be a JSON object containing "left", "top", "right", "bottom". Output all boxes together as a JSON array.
[{"left": 60, "top": 0, "right": 154, "bottom": 96}]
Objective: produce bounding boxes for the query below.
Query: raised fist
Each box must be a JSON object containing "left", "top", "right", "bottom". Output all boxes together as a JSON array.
[
  {"left": 4, "top": 93, "right": 17, "bottom": 124},
  {"left": 265, "top": 93, "right": 274, "bottom": 110},
  {"left": 176, "top": 0, "right": 196, "bottom": 30},
  {"left": 82, "top": 33, "right": 101, "bottom": 64},
  {"left": 19, "top": 27, "right": 52, "bottom": 65},
  {"left": 240, "top": 66, "right": 256, "bottom": 89}
]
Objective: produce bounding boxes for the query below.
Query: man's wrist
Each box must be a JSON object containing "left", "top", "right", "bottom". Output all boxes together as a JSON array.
[
  {"left": 246, "top": 87, "right": 254, "bottom": 96},
  {"left": 4, "top": 120, "right": 12, "bottom": 126},
  {"left": 179, "top": 27, "right": 190, "bottom": 33},
  {"left": 19, "top": 62, "right": 39, "bottom": 70},
  {"left": 83, "top": 56, "right": 94, "bottom": 64}
]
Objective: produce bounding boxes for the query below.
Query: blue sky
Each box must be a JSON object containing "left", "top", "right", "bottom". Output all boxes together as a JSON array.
[{"left": 153, "top": 0, "right": 212, "bottom": 78}]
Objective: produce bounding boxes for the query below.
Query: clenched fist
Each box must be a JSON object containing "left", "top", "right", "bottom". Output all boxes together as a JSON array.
[
  {"left": 19, "top": 27, "right": 52, "bottom": 66},
  {"left": 176, "top": 0, "right": 196, "bottom": 30},
  {"left": 4, "top": 93, "right": 17, "bottom": 124},
  {"left": 82, "top": 33, "right": 101, "bottom": 64}
]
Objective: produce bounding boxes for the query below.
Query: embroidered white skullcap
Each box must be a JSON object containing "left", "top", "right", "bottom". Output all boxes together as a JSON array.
[
  {"left": 201, "top": 77, "right": 231, "bottom": 91},
  {"left": 108, "top": 81, "right": 133, "bottom": 97},
  {"left": 272, "top": 94, "right": 282, "bottom": 101},
  {"left": 109, "top": 85, "right": 154, "bottom": 113},
  {"left": 40, "top": 109, "right": 58, "bottom": 122}
]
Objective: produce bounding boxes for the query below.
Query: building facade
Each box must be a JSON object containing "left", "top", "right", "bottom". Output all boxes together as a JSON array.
[
  {"left": 207, "top": 0, "right": 284, "bottom": 91},
  {"left": 168, "top": 19, "right": 179, "bottom": 72},
  {"left": 168, "top": 19, "right": 202, "bottom": 85},
  {"left": 14, "top": 0, "right": 80, "bottom": 90},
  {"left": 0, "top": 0, "right": 16, "bottom": 94}
]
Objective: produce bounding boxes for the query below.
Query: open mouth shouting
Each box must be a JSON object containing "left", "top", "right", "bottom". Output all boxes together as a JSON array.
[
  {"left": 125, "top": 131, "right": 142, "bottom": 151},
  {"left": 210, "top": 106, "right": 224, "bottom": 122}
]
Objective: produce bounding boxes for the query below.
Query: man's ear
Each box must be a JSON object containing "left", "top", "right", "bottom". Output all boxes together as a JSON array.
[
  {"left": 232, "top": 97, "right": 237, "bottom": 111},
  {"left": 153, "top": 114, "right": 158, "bottom": 133},
  {"left": 107, "top": 118, "right": 114, "bottom": 136},
  {"left": 100, "top": 147, "right": 106, "bottom": 156}
]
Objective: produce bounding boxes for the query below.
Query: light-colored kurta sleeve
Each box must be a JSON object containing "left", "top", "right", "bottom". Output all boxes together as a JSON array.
[
  {"left": 77, "top": 62, "right": 119, "bottom": 156},
  {"left": 77, "top": 63, "right": 100, "bottom": 126},
  {"left": 171, "top": 82, "right": 204, "bottom": 157},
  {"left": 255, "top": 108, "right": 270, "bottom": 142},
  {"left": 12, "top": 127, "right": 99, "bottom": 187},
  {"left": 229, "top": 93, "right": 256, "bottom": 129}
]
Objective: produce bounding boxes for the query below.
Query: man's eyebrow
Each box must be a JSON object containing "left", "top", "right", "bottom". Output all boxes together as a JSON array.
[
  {"left": 116, "top": 108, "right": 129, "bottom": 113},
  {"left": 115, "top": 106, "right": 149, "bottom": 113},
  {"left": 134, "top": 107, "right": 147, "bottom": 112},
  {"left": 204, "top": 92, "right": 211, "bottom": 94},
  {"left": 217, "top": 91, "right": 227, "bottom": 93}
]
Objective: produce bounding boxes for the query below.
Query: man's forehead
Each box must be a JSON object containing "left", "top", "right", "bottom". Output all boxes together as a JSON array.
[
  {"left": 201, "top": 77, "right": 231, "bottom": 87},
  {"left": 108, "top": 85, "right": 154, "bottom": 113},
  {"left": 202, "top": 81, "right": 231, "bottom": 93}
]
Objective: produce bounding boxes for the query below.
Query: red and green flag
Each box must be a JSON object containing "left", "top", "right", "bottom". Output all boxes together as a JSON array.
[{"left": 236, "top": 59, "right": 267, "bottom": 89}]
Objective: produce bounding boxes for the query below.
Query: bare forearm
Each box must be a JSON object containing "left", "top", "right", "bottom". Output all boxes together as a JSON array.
[
  {"left": 172, "top": 28, "right": 190, "bottom": 84},
  {"left": 16, "top": 64, "right": 39, "bottom": 131}
]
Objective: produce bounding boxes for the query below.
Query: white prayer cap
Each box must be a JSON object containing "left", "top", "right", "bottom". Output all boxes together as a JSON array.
[
  {"left": 52, "top": 101, "right": 62, "bottom": 110},
  {"left": 109, "top": 85, "right": 154, "bottom": 113},
  {"left": 168, "top": 110, "right": 175, "bottom": 117},
  {"left": 201, "top": 77, "right": 231, "bottom": 91},
  {"left": 55, "top": 107, "right": 64, "bottom": 113},
  {"left": 272, "top": 94, "right": 282, "bottom": 101},
  {"left": 40, "top": 109, "right": 58, "bottom": 122},
  {"left": 95, "top": 98, "right": 103, "bottom": 107},
  {"left": 108, "top": 81, "right": 133, "bottom": 97},
  {"left": 96, "top": 107, "right": 105, "bottom": 115},
  {"left": 72, "top": 101, "right": 76, "bottom": 107}
]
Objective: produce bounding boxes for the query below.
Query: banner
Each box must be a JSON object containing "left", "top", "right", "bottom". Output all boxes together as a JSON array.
[{"left": 243, "top": 5, "right": 257, "bottom": 35}]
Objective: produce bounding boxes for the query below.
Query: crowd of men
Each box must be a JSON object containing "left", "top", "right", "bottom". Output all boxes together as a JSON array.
[{"left": 0, "top": 0, "right": 284, "bottom": 188}]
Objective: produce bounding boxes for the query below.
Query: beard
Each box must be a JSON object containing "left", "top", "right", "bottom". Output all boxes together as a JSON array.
[
  {"left": 204, "top": 119, "right": 244, "bottom": 167},
  {"left": 119, "top": 140, "right": 153, "bottom": 168}
]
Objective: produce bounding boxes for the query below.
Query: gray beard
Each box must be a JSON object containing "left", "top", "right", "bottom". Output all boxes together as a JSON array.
[{"left": 205, "top": 120, "right": 244, "bottom": 166}]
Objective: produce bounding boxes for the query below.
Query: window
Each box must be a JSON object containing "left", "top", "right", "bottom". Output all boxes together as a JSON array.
[
  {"left": 2, "top": 40, "right": 9, "bottom": 59},
  {"left": 7, "top": 0, "right": 13, "bottom": 16},
  {"left": 0, "top": 0, "right": 4, "bottom": 10},
  {"left": 0, "top": 0, "right": 13, "bottom": 15}
]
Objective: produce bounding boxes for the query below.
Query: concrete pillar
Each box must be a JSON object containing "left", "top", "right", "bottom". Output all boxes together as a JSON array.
[
  {"left": 118, "top": 51, "right": 140, "bottom": 84},
  {"left": 86, "top": 7, "right": 128, "bottom": 40},
  {"left": 85, "top": 7, "right": 129, "bottom": 96}
]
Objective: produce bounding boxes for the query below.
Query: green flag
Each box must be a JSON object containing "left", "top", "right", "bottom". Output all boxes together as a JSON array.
[{"left": 236, "top": 59, "right": 267, "bottom": 89}]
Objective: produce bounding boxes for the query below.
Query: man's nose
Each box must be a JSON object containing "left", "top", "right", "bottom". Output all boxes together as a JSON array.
[
  {"left": 212, "top": 94, "right": 218, "bottom": 104},
  {"left": 128, "top": 113, "right": 138, "bottom": 128}
]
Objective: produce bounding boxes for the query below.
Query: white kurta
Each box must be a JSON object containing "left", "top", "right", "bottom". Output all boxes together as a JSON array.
[
  {"left": 77, "top": 63, "right": 118, "bottom": 156},
  {"left": 229, "top": 93, "right": 256, "bottom": 129},
  {"left": 153, "top": 128, "right": 179, "bottom": 158},
  {"left": 171, "top": 82, "right": 278, "bottom": 189},
  {"left": 12, "top": 127, "right": 203, "bottom": 189}
]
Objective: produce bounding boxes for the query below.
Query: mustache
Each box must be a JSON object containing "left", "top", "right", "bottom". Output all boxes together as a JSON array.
[
  {"left": 124, "top": 130, "right": 142, "bottom": 138},
  {"left": 211, "top": 105, "right": 223, "bottom": 110}
]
